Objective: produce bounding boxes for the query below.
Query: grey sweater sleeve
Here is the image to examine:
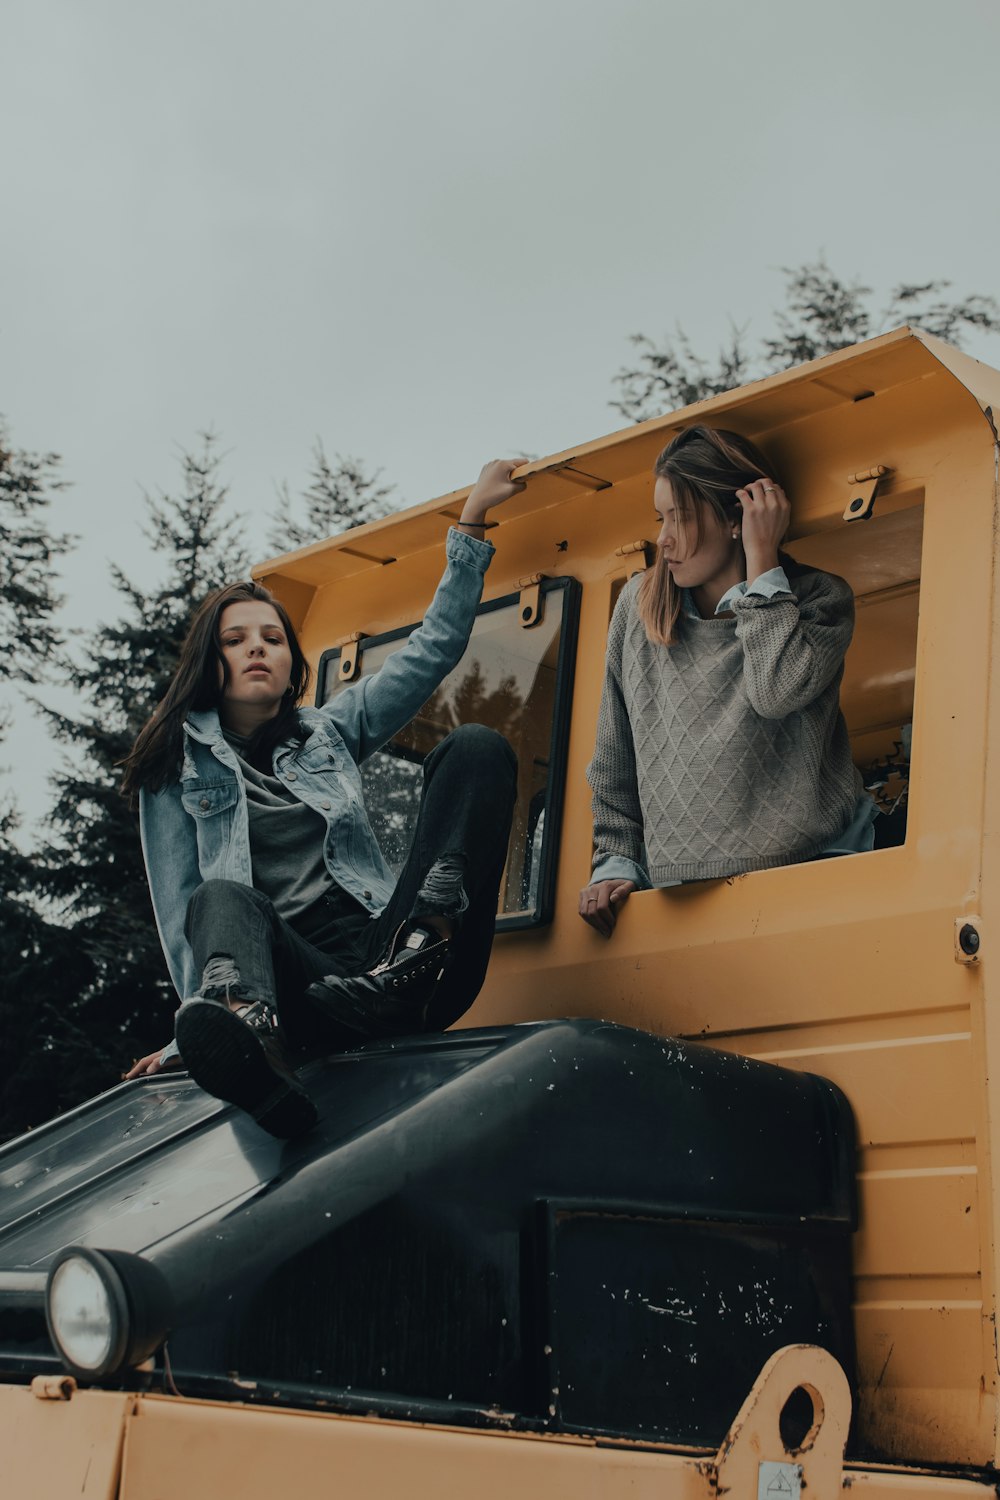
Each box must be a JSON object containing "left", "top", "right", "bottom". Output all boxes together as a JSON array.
[
  {"left": 586, "top": 590, "right": 647, "bottom": 872},
  {"left": 731, "top": 568, "right": 854, "bottom": 721}
]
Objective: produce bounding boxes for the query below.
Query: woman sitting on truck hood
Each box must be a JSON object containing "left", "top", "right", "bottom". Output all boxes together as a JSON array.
[
  {"left": 121, "top": 460, "right": 522, "bottom": 1137},
  {"left": 581, "top": 425, "right": 874, "bottom": 938}
]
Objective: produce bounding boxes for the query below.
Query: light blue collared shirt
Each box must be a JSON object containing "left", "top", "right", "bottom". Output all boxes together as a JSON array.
[
  {"left": 591, "top": 566, "right": 876, "bottom": 889},
  {"left": 711, "top": 566, "right": 792, "bottom": 616}
]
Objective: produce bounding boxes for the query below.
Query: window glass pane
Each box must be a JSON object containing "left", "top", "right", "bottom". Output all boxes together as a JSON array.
[
  {"left": 319, "top": 581, "right": 577, "bottom": 927},
  {"left": 785, "top": 500, "right": 923, "bottom": 851}
]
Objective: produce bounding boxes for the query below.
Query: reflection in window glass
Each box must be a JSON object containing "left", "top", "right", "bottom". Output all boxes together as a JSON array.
[
  {"left": 319, "top": 582, "right": 577, "bottom": 927},
  {"left": 785, "top": 501, "right": 923, "bottom": 851}
]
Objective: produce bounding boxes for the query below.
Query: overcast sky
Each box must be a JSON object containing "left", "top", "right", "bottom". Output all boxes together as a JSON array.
[{"left": 4, "top": 0, "right": 1000, "bottom": 830}]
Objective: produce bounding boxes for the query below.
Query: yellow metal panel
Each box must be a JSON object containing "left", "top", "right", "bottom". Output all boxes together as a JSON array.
[
  {"left": 3, "top": 1380, "right": 998, "bottom": 1500},
  {"left": 969, "top": 364, "right": 1000, "bottom": 1471},
  {"left": 0, "top": 1384, "right": 132, "bottom": 1500},
  {"left": 846, "top": 1471, "right": 996, "bottom": 1500},
  {"left": 119, "top": 1396, "right": 711, "bottom": 1500},
  {"left": 113, "top": 1392, "right": 1000, "bottom": 1500},
  {"left": 751, "top": 1032, "right": 974, "bottom": 1148},
  {"left": 855, "top": 1168, "right": 978, "bottom": 1277},
  {"left": 752, "top": 1029, "right": 981, "bottom": 1460},
  {"left": 475, "top": 877, "right": 975, "bottom": 1037},
  {"left": 916, "top": 332, "right": 1000, "bottom": 421},
  {"left": 853, "top": 1303, "right": 988, "bottom": 1465}
]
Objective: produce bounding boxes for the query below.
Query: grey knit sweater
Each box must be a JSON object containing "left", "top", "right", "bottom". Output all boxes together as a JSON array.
[{"left": 587, "top": 566, "right": 861, "bottom": 884}]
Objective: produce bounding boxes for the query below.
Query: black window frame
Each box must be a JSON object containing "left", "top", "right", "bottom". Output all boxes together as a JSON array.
[{"left": 316, "top": 575, "right": 581, "bottom": 932}]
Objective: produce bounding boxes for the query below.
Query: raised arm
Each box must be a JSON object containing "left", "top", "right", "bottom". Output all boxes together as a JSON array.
[
  {"left": 732, "top": 569, "right": 855, "bottom": 720},
  {"left": 326, "top": 460, "right": 526, "bottom": 762},
  {"left": 730, "top": 476, "right": 854, "bottom": 720}
]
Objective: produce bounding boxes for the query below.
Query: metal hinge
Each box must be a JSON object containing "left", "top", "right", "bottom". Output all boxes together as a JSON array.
[
  {"left": 615, "top": 539, "right": 656, "bottom": 573},
  {"left": 31, "top": 1375, "right": 76, "bottom": 1401},
  {"left": 333, "top": 632, "right": 368, "bottom": 682},
  {"left": 517, "top": 574, "right": 548, "bottom": 628},
  {"left": 844, "top": 465, "right": 892, "bottom": 522}
]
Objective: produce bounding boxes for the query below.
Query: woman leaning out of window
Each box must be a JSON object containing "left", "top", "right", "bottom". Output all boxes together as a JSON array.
[{"left": 580, "top": 425, "right": 874, "bottom": 938}]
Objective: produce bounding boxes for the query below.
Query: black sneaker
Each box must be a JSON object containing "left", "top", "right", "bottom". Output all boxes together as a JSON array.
[
  {"left": 305, "top": 924, "right": 450, "bottom": 1040},
  {"left": 175, "top": 998, "right": 318, "bottom": 1138}
]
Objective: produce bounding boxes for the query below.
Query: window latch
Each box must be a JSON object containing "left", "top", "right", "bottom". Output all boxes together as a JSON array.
[
  {"left": 517, "top": 574, "right": 547, "bottom": 628},
  {"left": 844, "top": 465, "right": 892, "bottom": 522},
  {"left": 333, "top": 631, "right": 368, "bottom": 682}
]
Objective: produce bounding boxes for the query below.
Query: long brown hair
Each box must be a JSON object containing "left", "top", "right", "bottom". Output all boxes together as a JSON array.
[
  {"left": 636, "top": 425, "right": 777, "bottom": 646},
  {"left": 120, "top": 581, "right": 310, "bottom": 800}
]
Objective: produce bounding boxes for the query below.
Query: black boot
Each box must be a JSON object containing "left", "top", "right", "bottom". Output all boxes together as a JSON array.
[
  {"left": 175, "top": 998, "right": 318, "bottom": 1138},
  {"left": 305, "top": 924, "right": 450, "bottom": 1040}
]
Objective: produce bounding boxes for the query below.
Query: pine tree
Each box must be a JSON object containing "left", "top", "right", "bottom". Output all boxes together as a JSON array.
[
  {"left": 0, "top": 426, "right": 88, "bottom": 1137},
  {"left": 268, "top": 443, "right": 393, "bottom": 553},
  {"left": 0, "top": 421, "right": 74, "bottom": 683},
  {"left": 23, "top": 436, "right": 249, "bottom": 1116},
  {"left": 0, "top": 794, "right": 101, "bottom": 1138},
  {"left": 612, "top": 259, "right": 1000, "bottom": 423}
]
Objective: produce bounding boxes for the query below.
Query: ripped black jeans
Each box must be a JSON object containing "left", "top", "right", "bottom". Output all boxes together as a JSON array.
[{"left": 183, "top": 725, "right": 517, "bottom": 1042}]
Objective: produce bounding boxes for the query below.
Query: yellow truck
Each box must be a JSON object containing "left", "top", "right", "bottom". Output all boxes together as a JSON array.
[{"left": 0, "top": 324, "right": 995, "bottom": 1498}]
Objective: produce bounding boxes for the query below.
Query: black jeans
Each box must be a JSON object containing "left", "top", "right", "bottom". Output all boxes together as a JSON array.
[{"left": 183, "top": 725, "right": 517, "bottom": 1042}]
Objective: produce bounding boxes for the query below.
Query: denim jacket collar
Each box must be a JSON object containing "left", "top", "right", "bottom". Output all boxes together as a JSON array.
[
  {"left": 184, "top": 706, "right": 324, "bottom": 771},
  {"left": 182, "top": 709, "right": 242, "bottom": 780},
  {"left": 185, "top": 708, "right": 226, "bottom": 743}
]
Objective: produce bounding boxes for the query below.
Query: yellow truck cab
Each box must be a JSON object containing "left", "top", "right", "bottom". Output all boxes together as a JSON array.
[{"left": 2, "top": 325, "right": 998, "bottom": 1499}]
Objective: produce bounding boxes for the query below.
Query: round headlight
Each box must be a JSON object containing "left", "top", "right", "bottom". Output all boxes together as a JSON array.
[
  {"left": 45, "top": 1248, "right": 172, "bottom": 1382},
  {"left": 46, "top": 1250, "right": 128, "bottom": 1379}
]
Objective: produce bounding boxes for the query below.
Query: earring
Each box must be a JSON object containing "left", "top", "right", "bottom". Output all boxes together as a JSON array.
[{"left": 732, "top": 531, "right": 740, "bottom": 540}]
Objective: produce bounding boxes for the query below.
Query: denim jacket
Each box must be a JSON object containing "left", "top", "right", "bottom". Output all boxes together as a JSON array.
[{"left": 140, "top": 528, "right": 494, "bottom": 1005}]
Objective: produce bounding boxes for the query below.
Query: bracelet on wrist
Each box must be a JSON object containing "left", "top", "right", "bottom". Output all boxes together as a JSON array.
[{"left": 456, "top": 518, "right": 498, "bottom": 531}]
